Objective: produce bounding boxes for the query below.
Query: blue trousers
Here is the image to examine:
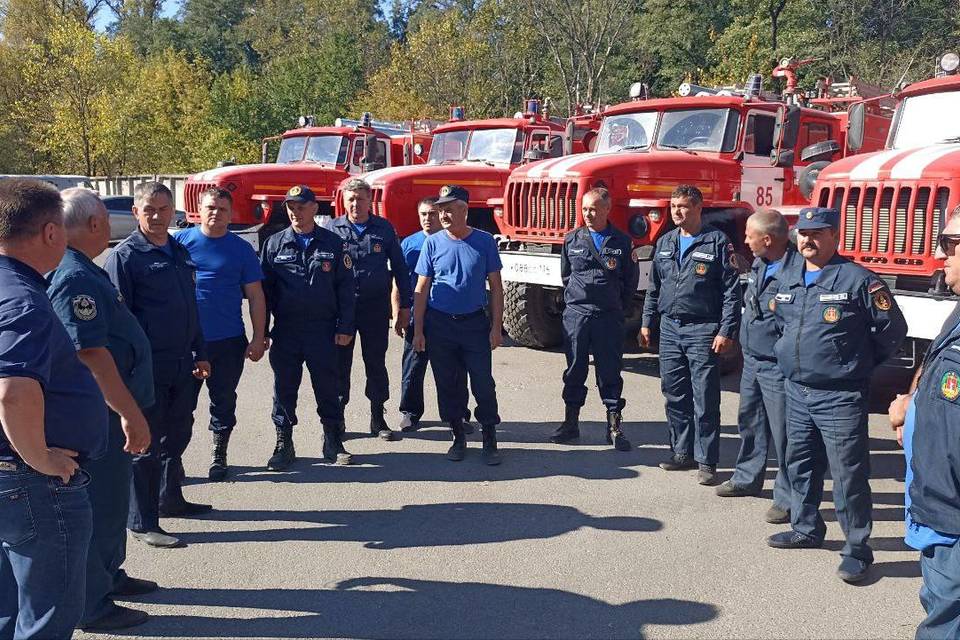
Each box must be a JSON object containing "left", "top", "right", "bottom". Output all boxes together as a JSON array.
[
  {"left": 0, "top": 464, "right": 92, "bottom": 640},
  {"left": 337, "top": 299, "right": 390, "bottom": 409},
  {"left": 193, "top": 335, "right": 248, "bottom": 433},
  {"left": 918, "top": 542, "right": 960, "bottom": 639},
  {"left": 128, "top": 357, "right": 199, "bottom": 532},
  {"left": 785, "top": 380, "right": 873, "bottom": 562},
  {"left": 424, "top": 308, "right": 499, "bottom": 426},
  {"left": 731, "top": 354, "right": 790, "bottom": 506},
  {"left": 82, "top": 413, "right": 131, "bottom": 624},
  {"left": 270, "top": 324, "right": 343, "bottom": 430},
  {"left": 561, "top": 309, "right": 625, "bottom": 411},
  {"left": 399, "top": 320, "right": 470, "bottom": 422},
  {"left": 658, "top": 319, "right": 720, "bottom": 465}
]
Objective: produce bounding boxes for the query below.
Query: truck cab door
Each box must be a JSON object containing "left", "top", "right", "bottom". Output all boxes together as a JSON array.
[{"left": 741, "top": 110, "right": 786, "bottom": 209}]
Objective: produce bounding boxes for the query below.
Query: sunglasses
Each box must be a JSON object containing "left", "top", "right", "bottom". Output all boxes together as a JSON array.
[{"left": 939, "top": 234, "right": 960, "bottom": 257}]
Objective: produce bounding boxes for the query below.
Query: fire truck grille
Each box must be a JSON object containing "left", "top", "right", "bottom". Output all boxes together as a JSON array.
[
  {"left": 184, "top": 181, "right": 217, "bottom": 213},
  {"left": 505, "top": 180, "right": 579, "bottom": 237},
  {"left": 370, "top": 187, "right": 384, "bottom": 217},
  {"left": 817, "top": 183, "right": 950, "bottom": 267}
]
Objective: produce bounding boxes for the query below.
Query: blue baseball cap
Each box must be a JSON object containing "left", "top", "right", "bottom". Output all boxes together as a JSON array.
[
  {"left": 796, "top": 207, "right": 840, "bottom": 231},
  {"left": 435, "top": 185, "right": 470, "bottom": 205},
  {"left": 284, "top": 185, "right": 316, "bottom": 204}
]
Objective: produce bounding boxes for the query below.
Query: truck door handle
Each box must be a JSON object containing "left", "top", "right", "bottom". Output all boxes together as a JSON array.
[{"left": 774, "top": 177, "right": 786, "bottom": 182}]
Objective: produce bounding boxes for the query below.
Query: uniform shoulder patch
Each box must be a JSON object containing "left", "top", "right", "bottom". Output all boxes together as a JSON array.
[
  {"left": 343, "top": 254, "right": 353, "bottom": 269},
  {"left": 867, "top": 280, "right": 887, "bottom": 294},
  {"left": 941, "top": 371, "right": 960, "bottom": 401},
  {"left": 72, "top": 294, "right": 98, "bottom": 321},
  {"left": 873, "top": 290, "right": 892, "bottom": 311}
]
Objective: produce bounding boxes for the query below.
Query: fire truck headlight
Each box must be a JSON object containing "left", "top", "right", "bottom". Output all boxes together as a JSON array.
[
  {"left": 940, "top": 52, "right": 960, "bottom": 74},
  {"left": 628, "top": 214, "right": 650, "bottom": 238},
  {"left": 647, "top": 208, "right": 662, "bottom": 222}
]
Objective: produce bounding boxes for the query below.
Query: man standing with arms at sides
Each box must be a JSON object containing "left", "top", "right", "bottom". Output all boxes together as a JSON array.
[
  {"left": 176, "top": 187, "right": 267, "bottom": 482},
  {"left": 715, "top": 208, "right": 798, "bottom": 525},
  {"left": 393, "top": 197, "right": 473, "bottom": 433},
  {"left": 0, "top": 179, "right": 107, "bottom": 639},
  {"left": 47, "top": 189, "right": 156, "bottom": 632},
  {"left": 261, "top": 185, "right": 356, "bottom": 468},
  {"left": 413, "top": 185, "right": 504, "bottom": 465},
  {"left": 640, "top": 185, "right": 741, "bottom": 486},
  {"left": 767, "top": 207, "right": 906, "bottom": 584},
  {"left": 328, "top": 178, "right": 411, "bottom": 441},
  {"left": 552, "top": 187, "right": 638, "bottom": 450},
  {"left": 106, "top": 182, "right": 211, "bottom": 549}
]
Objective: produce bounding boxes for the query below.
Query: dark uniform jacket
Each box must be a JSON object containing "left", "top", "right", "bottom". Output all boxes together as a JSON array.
[
  {"left": 261, "top": 226, "right": 356, "bottom": 336},
  {"left": 327, "top": 215, "right": 410, "bottom": 308},
  {"left": 740, "top": 246, "right": 801, "bottom": 362},
  {"left": 909, "top": 302, "right": 960, "bottom": 535},
  {"left": 47, "top": 247, "right": 155, "bottom": 409},
  {"left": 561, "top": 225, "right": 639, "bottom": 316},
  {"left": 641, "top": 224, "right": 742, "bottom": 338},
  {"left": 772, "top": 254, "right": 907, "bottom": 389},
  {"left": 105, "top": 230, "right": 207, "bottom": 363}
]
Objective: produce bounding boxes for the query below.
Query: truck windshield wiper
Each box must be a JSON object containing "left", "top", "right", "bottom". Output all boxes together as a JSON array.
[
  {"left": 937, "top": 136, "right": 960, "bottom": 144},
  {"left": 465, "top": 158, "right": 495, "bottom": 166},
  {"left": 658, "top": 143, "right": 696, "bottom": 154},
  {"left": 619, "top": 145, "right": 649, "bottom": 151}
]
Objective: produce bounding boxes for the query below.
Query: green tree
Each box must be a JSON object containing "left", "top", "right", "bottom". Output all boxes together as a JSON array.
[{"left": 180, "top": 0, "right": 257, "bottom": 74}]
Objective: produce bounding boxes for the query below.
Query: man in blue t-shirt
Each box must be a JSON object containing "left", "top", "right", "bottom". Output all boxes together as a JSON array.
[
  {"left": 413, "top": 185, "right": 504, "bottom": 465},
  {"left": 176, "top": 188, "right": 266, "bottom": 482}
]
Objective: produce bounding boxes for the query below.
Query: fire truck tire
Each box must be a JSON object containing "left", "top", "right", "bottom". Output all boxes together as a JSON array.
[
  {"left": 503, "top": 282, "right": 564, "bottom": 349},
  {"left": 798, "top": 161, "right": 831, "bottom": 201}
]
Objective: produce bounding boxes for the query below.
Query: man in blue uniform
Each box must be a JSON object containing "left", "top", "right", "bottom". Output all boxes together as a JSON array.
[
  {"left": 393, "top": 197, "right": 472, "bottom": 433},
  {"left": 47, "top": 189, "right": 157, "bottom": 632},
  {"left": 715, "top": 209, "right": 797, "bottom": 525},
  {"left": 552, "top": 187, "right": 638, "bottom": 450},
  {"left": 412, "top": 185, "right": 504, "bottom": 465},
  {"left": 0, "top": 179, "right": 107, "bottom": 639},
  {"left": 176, "top": 187, "right": 266, "bottom": 481},
  {"left": 106, "top": 182, "right": 211, "bottom": 549},
  {"left": 262, "top": 185, "right": 356, "bottom": 468},
  {"left": 889, "top": 217, "right": 960, "bottom": 637},
  {"left": 767, "top": 206, "right": 906, "bottom": 584},
  {"left": 328, "top": 178, "right": 411, "bottom": 441},
  {"left": 639, "top": 185, "right": 741, "bottom": 485}
]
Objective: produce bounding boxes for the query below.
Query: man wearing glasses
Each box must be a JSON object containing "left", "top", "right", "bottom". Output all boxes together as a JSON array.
[{"left": 889, "top": 215, "right": 960, "bottom": 638}]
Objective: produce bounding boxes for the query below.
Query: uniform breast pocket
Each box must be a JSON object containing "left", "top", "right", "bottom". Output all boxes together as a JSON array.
[
  {"left": 932, "top": 349, "right": 960, "bottom": 407},
  {"left": 0, "top": 486, "right": 36, "bottom": 546}
]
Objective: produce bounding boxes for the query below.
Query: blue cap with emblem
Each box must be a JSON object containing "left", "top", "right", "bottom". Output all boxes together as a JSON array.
[
  {"left": 284, "top": 184, "right": 316, "bottom": 204},
  {"left": 796, "top": 207, "right": 840, "bottom": 231},
  {"left": 435, "top": 184, "right": 470, "bottom": 205}
]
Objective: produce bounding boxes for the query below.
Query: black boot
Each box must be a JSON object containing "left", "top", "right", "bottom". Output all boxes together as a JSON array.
[
  {"left": 323, "top": 423, "right": 353, "bottom": 465},
  {"left": 605, "top": 408, "right": 631, "bottom": 451},
  {"left": 370, "top": 403, "right": 397, "bottom": 441},
  {"left": 481, "top": 425, "right": 502, "bottom": 465},
  {"left": 209, "top": 430, "right": 231, "bottom": 481},
  {"left": 550, "top": 405, "right": 581, "bottom": 444},
  {"left": 446, "top": 419, "right": 467, "bottom": 461},
  {"left": 266, "top": 425, "right": 295, "bottom": 471}
]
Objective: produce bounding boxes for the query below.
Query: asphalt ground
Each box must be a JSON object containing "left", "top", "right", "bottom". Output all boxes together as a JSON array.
[{"left": 68, "top": 314, "right": 926, "bottom": 640}]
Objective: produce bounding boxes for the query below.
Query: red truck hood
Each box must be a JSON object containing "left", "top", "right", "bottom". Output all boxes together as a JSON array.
[
  {"left": 818, "top": 143, "right": 960, "bottom": 183},
  {"left": 511, "top": 150, "right": 740, "bottom": 185},
  {"left": 359, "top": 163, "right": 509, "bottom": 191},
  {"left": 192, "top": 162, "right": 349, "bottom": 189}
]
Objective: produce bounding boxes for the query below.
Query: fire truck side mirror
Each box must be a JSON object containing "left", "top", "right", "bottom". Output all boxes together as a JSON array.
[
  {"left": 361, "top": 133, "right": 386, "bottom": 171},
  {"left": 847, "top": 102, "right": 866, "bottom": 152},
  {"left": 563, "top": 120, "right": 575, "bottom": 156},
  {"left": 773, "top": 104, "right": 801, "bottom": 152},
  {"left": 770, "top": 149, "right": 795, "bottom": 168}
]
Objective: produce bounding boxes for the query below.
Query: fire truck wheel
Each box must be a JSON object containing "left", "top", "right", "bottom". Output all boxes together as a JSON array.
[
  {"left": 798, "top": 161, "right": 831, "bottom": 201},
  {"left": 503, "top": 282, "right": 564, "bottom": 349}
]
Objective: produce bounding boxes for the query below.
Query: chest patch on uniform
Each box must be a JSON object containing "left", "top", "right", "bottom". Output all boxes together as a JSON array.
[
  {"left": 873, "top": 290, "right": 892, "bottom": 311},
  {"left": 822, "top": 306, "right": 841, "bottom": 323},
  {"left": 602, "top": 248, "right": 622, "bottom": 255},
  {"left": 315, "top": 251, "right": 334, "bottom": 259},
  {"left": 941, "top": 371, "right": 960, "bottom": 401},
  {"left": 321, "top": 261, "right": 332, "bottom": 272},
  {"left": 72, "top": 294, "right": 97, "bottom": 321},
  {"left": 768, "top": 298, "right": 776, "bottom": 312},
  {"left": 606, "top": 257, "right": 617, "bottom": 270},
  {"left": 343, "top": 254, "right": 353, "bottom": 269},
  {"left": 867, "top": 280, "right": 887, "bottom": 294},
  {"left": 373, "top": 242, "right": 382, "bottom": 253},
  {"left": 694, "top": 262, "right": 708, "bottom": 276},
  {"left": 275, "top": 253, "right": 296, "bottom": 264},
  {"left": 691, "top": 251, "right": 714, "bottom": 261},
  {"left": 659, "top": 250, "right": 672, "bottom": 257},
  {"left": 570, "top": 248, "right": 585, "bottom": 255},
  {"left": 147, "top": 261, "right": 169, "bottom": 272},
  {"left": 819, "top": 293, "right": 849, "bottom": 302}
]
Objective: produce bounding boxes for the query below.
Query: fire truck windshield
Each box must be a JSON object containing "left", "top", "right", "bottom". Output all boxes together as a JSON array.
[
  {"left": 596, "top": 113, "right": 657, "bottom": 152},
  {"left": 891, "top": 90, "right": 960, "bottom": 149},
  {"left": 656, "top": 108, "right": 737, "bottom": 152},
  {"left": 428, "top": 128, "right": 523, "bottom": 165},
  {"left": 276, "top": 135, "right": 348, "bottom": 164}
]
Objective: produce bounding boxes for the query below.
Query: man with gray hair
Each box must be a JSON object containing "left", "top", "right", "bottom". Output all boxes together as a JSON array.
[
  {"left": 327, "top": 178, "right": 411, "bottom": 440},
  {"left": 106, "top": 181, "right": 210, "bottom": 549},
  {"left": 47, "top": 188, "right": 156, "bottom": 631},
  {"left": 715, "top": 208, "right": 798, "bottom": 525}
]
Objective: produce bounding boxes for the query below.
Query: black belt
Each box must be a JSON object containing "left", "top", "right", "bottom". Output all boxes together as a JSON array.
[{"left": 429, "top": 308, "right": 485, "bottom": 321}]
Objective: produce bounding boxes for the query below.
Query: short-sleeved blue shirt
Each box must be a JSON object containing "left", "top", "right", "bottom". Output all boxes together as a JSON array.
[
  {"left": 0, "top": 256, "right": 107, "bottom": 460},
  {"left": 400, "top": 231, "right": 428, "bottom": 307},
  {"left": 47, "top": 247, "right": 154, "bottom": 410},
  {"left": 175, "top": 227, "right": 264, "bottom": 342},
  {"left": 415, "top": 228, "right": 502, "bottom": 315}
]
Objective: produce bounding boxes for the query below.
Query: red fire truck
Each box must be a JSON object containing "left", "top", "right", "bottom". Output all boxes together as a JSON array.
[
  {"left": 811, "top": 52, "right": 960, "bottom": 364},
  {"left": 182, "top": 114, "right": 434, "bottom": 242},
  {"left": 332, "top": 100, "right": 600, "bottom": 237},
  {"left": 497, "top": 78, "right": 892, "bottom": 348}
]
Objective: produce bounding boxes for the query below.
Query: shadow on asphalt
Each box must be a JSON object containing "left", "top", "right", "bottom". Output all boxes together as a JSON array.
[
  {"left": 112, "top": 579, "right": 718, "bottom": 639},
  {"left": 172, "top": 502, "right": 663, "bottom": 547}
]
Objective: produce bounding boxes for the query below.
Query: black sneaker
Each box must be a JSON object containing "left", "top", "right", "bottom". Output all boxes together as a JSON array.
[
  {"left": 697, "top": 464, "right": 719, "bottom": 486},
  {"left": 79, "top": 603, "right": 149, "bottom": 631},
  {"left": 766, "top": 531, "right": 822, "bottom": 549},
  {"left": 837, "top": 556, "right": 871, "bottom": 583},
  {"left": 659, "top": 455, "right": 697, "bottom": 471},
  {"left": 110, "top": 576, "right": 158, "bottom": 598},
  {"left": 715, "top": 480, "right": 760, "bottom": 497},
  {"left": 398, "top": 414, "right": 420, "bottom": 432},
  {"left": 159, "top": 500, "right": 213, "bottom": 518},
  {"left": 765, "top": 504, "right": 791, "bottom": 524}
]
